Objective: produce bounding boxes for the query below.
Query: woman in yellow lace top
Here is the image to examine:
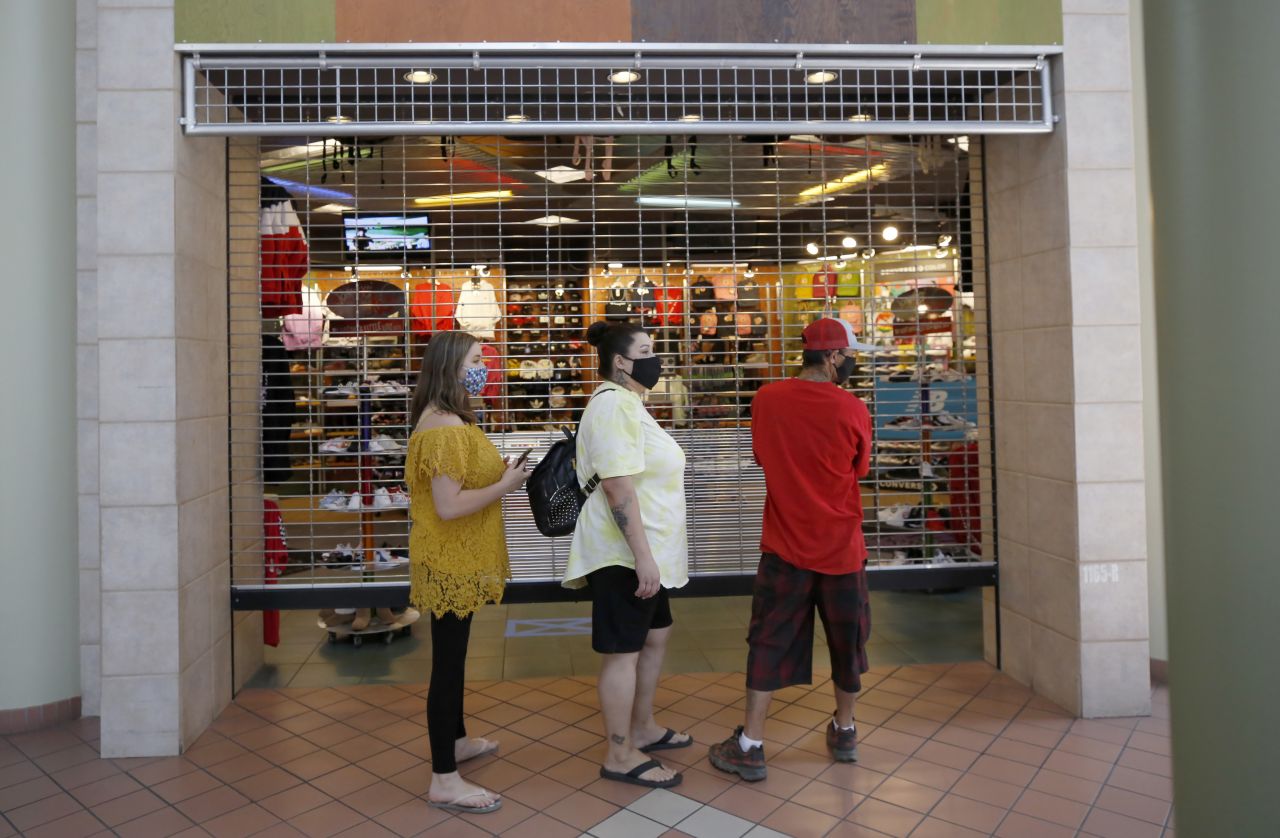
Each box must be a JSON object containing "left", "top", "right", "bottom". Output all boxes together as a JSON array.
[{"left": 406, "top": 331, "right": 529, "bottom": 815}]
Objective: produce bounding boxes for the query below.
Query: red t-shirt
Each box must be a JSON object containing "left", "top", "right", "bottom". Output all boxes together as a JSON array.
[{"left": 752, "top": 378, "right": 872, "bottom": 573}]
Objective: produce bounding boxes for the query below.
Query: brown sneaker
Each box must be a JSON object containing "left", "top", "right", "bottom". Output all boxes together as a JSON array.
[
  {"left": 708, "top": 726, "right": 767, "bottom": 782},
  {"left": 826, "top": 718, "right": 858, "bottom": 763}
]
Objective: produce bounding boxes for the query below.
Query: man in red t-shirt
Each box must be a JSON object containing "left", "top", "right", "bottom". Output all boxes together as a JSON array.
[{"left": 709, "top": 318, "right": 878, "bottom": 782}]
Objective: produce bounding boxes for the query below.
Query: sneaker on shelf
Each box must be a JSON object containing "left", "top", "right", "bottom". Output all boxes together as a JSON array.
[
  {"left": 372, "top": 487, "right": 393, "bottom": 510},
  {"left": 920, "top": 461, "right": 937, "bottom": 480},
  {"left": 370, "top": 379, "right": 410, "bottom": 396},
  {"left": 388, "top": 486, "right": 410, "bottom": 508},
  {"left": 933, "top": 411, "right": 975, "bottom": 428},
  {"left": 319, "top": 489, "right": 348, "bottom": 511},
  {"left": 346, "top": 492, "right": 363, "bottom": 511},
  {"left": 371, "top": 548, "right": 409, "bottom": 571},
  {"left": 877, "top": 504, "right": 913, "bottom": 527},
  {"left": 929, "top": 549, "right": 958, "bottom": 565},
  {"left": 371, "top": 434, "right": 404, "bottom": 453},
  {"left": 322, "top": 544, "right": 363, "bottom": 570},
  {"left": 319, "top": 437, "right": 351, "bottom": 454},
  {"left": 886, "top": 416, "right": 920, "bottom": 429}
]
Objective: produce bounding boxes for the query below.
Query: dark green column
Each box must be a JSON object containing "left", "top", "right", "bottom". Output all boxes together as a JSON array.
[{"left": 1144, "top": 3, "right": 1280, "bottom": 834}]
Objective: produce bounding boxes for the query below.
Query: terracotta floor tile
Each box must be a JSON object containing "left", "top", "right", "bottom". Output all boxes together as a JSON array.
[
  {"left": 881, "top": 713, "right": 943, "bottom": 740},
  {"left": 91, "top": 787, "right": 168, "bottom": 827},
  {"left": 928, "top": 792, "right": 1007, "bottom": 833},
  {"left": 890, "top": 758, "right": 962, "bottom": 793},
  {"left": 50, "top": 758, "right": 123, "bottom": 792},
  {"left": 1027, "top": 767, "right": 1102, "bottom": 805},
  {"left": 326, "top": 735, "right": 395, "bottom": 764},
  {"left": 791, "top": 778, "right": 864, "bottom": 817},
  {"left": 467, "top": 797, "right": 538, "bottom": 833},
  {"left": 465, "top": 758, "right": 534, "bottom": 793},
  {"left": 370, "top": 798, "right": 452, "bottom": 837},
  {"left": 505, "top": 742, "right": 572, "bottom": 773},
  {"left": 1011, "top": 788, "right": 1089, "bottom": 829},
  {"left": 968, "top": 755, "right": 1037, "bottom": 787},
  {"left": 1069, "top": 720, "right": 1132, "bottom": 747},
  {"left": 114, "top": 805, "right": 199, "bottom": 838},
  {"left": 150, "top": 769, "right": 222, "bottom": 806},
  {"left": 206, "top": 752, "right": 273, "bottom": 785},
  {"left": 876, "top": 678, "right": 929, "bottom": 700},
  {"left": 986, "top": 737, "right": 1051, "bottom": 767},
  {"left": 174, "top": 784, "right": 251, "bottom": 824},
  {"left": 826, "top": 820, "right": 895, "bottom": 837},
  {"left": 333, "top": 821, "right": 398, "bottom": 838},
  {"left": 1106, "top": 767, "right": 1174, "bottom": 802},
  {"left": 230, "top": 766, "right": 304, "bottom": 802},
  {"left": 710, "top": 783, "right": 786, "bottom": 823},
  {"left": 1094, "top": 784, "right": 1171, "bottom": 825},
  {"left": 540, "top": 754, "right": 600, "bottom": 789},
  {"left": 231, "top": 724, "right": 295, "bottom": 750},
  {"left": 860, "top": 728, "right": 925, "bottom": 758},
  {"left": 503, "top": 773, "right": 576, "bottom": 809},
  {"left": 6, "top": 790, "right": 84, "bottom": 832},
  {"left": 859, "top": 691, "right": 912, "bottom": 713},
  {"left": 0, "top": 775, "right": 60, "bottom": 811},
  {"left": 310, "top": 764, "right": 380, "bottom": 799},
  {"left": 580, "top": 776, "right": 651, "bottom": 807},
  {"left": 202, "top": 802, "right": 281, "bottom": 838},
  {"left": 1127, "top": 731, "right": 1172, "bottom": 757},
  {"left": 1081, "top": 806, "right": 1164, "bottom": 838},
  {"left": 917, "top": 687, "right": 977, "bottom": 709},
  {"left": 819, "top": 762, "right": 890, "bottom": 798},
  {"left": 259, "top": 736, "right": 323, "bottom": 766},
  {"left": 949, "top": 772, "right": 1023, "bottom": 809},
  {"left": 1000, "top": 722, "right": 1066, "bottom": 750},
  {"left": 21, "top": 809, "right": 105, "bottom": 838},
  {"left": 32, "top": 743, "right": 98, "bottom": 775},
  {"left": 868, "top": 776, "right": 944, "bottom": 813},
  {"left": 127, "top": 757, "right": 202, "bottom": 786},
  {"left": 929, "top": 725, "right": 995, "bottom": 753},
  {"left": 948, "top": 711, "right": 1009, "bottom": 737},
  {"left": 501, "top": 812, "right": 581, "bottom": 838},
  {"left": 1041, "top": 751, "right": 1114, "bottom": 783},
  {"left": 260, "top": 783, "right": 334, "bottom": 820},
  {"left": 0, "top": 760, "right": 43, "bottom": 791},
  {"left": 543, "top": 788, "right": 619, "bottom": 830},
  {"left": 913, "top": 741, "right": 979, "bottom": 772},
  {"left": 302, "top": 723, "right": 363, "bottom": 750},
  {"left": 338, "top": 781, "right": 413, "bottom": 819},
  {"left": 760, "top": 800, "right": 841, "bottom": 838},
  {"left": 910, "top": 815, "right": 989, "bottom": 837},
  {"left": 1057, "top": 733, "right": 1124, "bottom": 764},
  {"left": 288, "top": 800, "right": 367, "bottom": 838},
  {"left": 670, "top": 763, "right": 735, "bottom": 803},
  {"left": 844, "top": 797, "right": 924, "bottom": 837},
  {"left": 417, "top": 816, "right": 490, "bottom": 837},
  {"left": 1118, "top": 747, "right": 1173, "bottom": 778},
  {"left": 67, "top": 771, "right": 144, "bottom": 808},
  {"left": 282, "top": 750, "right": 349, "bottom": 782},
  {"left": 186, "top": 739, "right": 249, "bottom": 770},
  {"left": 505, "top": 713, "right": 566, "bottom": 741},
  {"left": 994, "top": 811, "right": 1077, "bottom": 838},
  {"left": 9, "top": 730, "right": 81, "bottom": 759}
]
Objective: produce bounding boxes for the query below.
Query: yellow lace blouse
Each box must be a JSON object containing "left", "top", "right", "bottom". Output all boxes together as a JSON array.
[{"left": 406, "top": 424, "right": 510, "bottom": 617}]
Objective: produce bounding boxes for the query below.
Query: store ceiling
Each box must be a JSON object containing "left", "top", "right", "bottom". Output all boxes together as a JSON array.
[{"left": 261, "top": 133, "right": 970, "bottom": 267}]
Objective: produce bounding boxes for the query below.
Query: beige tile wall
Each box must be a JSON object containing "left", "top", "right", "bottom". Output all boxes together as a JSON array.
[{"left": 986, "top": 6, "right": 1151, "bottom": 718}]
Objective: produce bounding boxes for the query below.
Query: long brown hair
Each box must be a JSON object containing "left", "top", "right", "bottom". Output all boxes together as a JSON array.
[{"left": 409, "top": 331, "right": 480, "bottom": 427}]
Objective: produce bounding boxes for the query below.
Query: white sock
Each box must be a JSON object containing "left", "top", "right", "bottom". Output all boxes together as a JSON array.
[
  {"left": 833, "top": 717, "right": 856, "bottom": 732},
  {"left": 739, "top": 732, "right": 764, "bottom": 752}
]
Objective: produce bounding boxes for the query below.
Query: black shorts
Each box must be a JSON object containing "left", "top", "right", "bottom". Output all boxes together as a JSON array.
[
  {"left": 746, "top": 553, "right": 871, "bottom": 694},
  {"left": 587, "top": 564, "right": 674, "bottom": 654}
]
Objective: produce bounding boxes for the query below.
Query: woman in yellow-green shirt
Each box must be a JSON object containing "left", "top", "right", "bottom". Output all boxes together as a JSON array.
[
  {"left": 567, "top": 321, "right": 691, "bottom": 790},
  {"left": 406, "top": 331, "right": 529, "bottom": 815}
]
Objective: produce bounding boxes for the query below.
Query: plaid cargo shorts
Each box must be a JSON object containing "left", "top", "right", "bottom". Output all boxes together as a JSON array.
[{"left": 745, "top": 553, "right": 871, "bottom": 694}]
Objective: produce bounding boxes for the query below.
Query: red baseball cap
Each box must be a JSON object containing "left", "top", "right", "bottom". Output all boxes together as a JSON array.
[{"left": 801, "top": 317, "right": 881, "bottom": 352}]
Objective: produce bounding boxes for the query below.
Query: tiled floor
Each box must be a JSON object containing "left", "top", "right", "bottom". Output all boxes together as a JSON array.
[
  {"left": 0, "top": 662, "right": 1173, "bottom": 837},
  {"left": 253, "top": 591, "right": 984, "bottom": 688}
]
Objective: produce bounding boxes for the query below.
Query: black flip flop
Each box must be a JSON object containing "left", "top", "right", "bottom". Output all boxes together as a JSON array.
[
  {"left": 599, "top": 759, "right": 682, "bottom": 789},
  {"left": 639, "top": 728, "right": 693, "bottom": 754}
]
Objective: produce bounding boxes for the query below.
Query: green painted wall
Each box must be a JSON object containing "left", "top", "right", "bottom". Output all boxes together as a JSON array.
[
  {"left": 1144, "top": 1, "right": 1280, "bottom": 833},
  {"left": 0, "top": 0, "right": 80, "bottom": 711},
  {"left": 916, "top": 0, "right": 1062, "bottom": 44},
  {"left": 176, "top": 0, "right": 335, "bottom": 43}
]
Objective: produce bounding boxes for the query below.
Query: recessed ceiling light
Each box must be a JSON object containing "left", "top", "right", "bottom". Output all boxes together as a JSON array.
[
  {"left": 635, "top": 195, "right": 740, "bottom": 209},
  {"left": 609, "top": 69, "right": 641, "bottom": 84},
  {"left": 505, "top": 113, "right": 529, "bottom": 123},
  {"left": 607, "top": 262, "right": 624, "bottom": 270},
  {"left": 524, "top": 215, "right": 581, "bottom": 227},
  {"left": 679, "top": 114, "right": 702, "bottom": 122},
  {"left": 805, "top": 242, "right": 820, "bottom": 256},
  {"left": 403, "top": 70, "right": 437, "bottom": 84},
  {"left": 849, "top": 113, "right": 872, "bottom": 123},
  {"left": 534, "top": 165, "right": 587, "bottom": 185},
  {"left": 325, "top": 114, "right": 352, "bottom": 124},
  {"left": 806, "top": 70, "right": 838, "bottom": 84},
  {"left": 881, "top": 224, "right": 900, "bottom": 242},
  {"left": 841, "top": 235, "right": 857, "bottom": 249}
]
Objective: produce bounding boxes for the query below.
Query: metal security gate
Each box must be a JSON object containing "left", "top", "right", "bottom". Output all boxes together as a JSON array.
[{"left": 198, "top": 44, "right": 1058, "bottom": 609}]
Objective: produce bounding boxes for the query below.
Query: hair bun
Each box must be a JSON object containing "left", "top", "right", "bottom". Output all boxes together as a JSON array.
[{"left": 585, "top": 320, "right": 611, "bottom": 347}]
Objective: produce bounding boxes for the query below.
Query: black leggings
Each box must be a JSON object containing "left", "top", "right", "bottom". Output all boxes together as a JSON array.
[{"left": 427, "top": 613, "right": 472, "bottom": 774}]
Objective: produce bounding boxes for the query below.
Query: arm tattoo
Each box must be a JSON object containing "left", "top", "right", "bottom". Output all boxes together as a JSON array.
[
  {"left": 611, "top": 734, "right": 626, "bottom": 745},
  {"left": 611, "top": 503, "right": 630, "bottom": 533}
]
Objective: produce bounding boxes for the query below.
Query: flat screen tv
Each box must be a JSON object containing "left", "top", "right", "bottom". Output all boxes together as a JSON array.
[{"left": 343, "top": 213, "right": 431, "bottom": 258}]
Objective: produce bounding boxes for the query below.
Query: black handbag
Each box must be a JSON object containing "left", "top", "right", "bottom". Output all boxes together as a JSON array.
[{"left": 526, "top": 390, "right": 612, "bottom": 537}]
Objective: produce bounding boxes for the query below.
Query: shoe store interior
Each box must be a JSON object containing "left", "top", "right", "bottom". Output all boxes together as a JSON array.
[{"left": 233, "top": 130, "right": 994, "bottom": 689}]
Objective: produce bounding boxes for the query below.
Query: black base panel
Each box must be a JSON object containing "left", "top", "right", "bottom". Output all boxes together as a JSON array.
[{"left": 231, "top": 564, "right": 996, "bottom": 611}]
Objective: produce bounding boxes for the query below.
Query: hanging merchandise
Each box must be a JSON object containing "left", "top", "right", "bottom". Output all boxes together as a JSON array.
[
  {"left": 604, "top": 282, "right": 633, "bottom": 320},
  {"left": 409, "top": 279, "right": 456, "bottom": 335},
  {"left": 326, "top": 279, "right": 406, "bottom": 335},
  {"left": 259, "top": 178, "right": 309, "bottom": 318},
  {"left": 262, "top": 495, "right": 289, "bottom": 647},
  {"left": 455, "top": 276, "right": 501, "bottom": 339},
  {"left": 572, "top": 134, "right": 617, "bottom": 181},
  {"left": 891, "top": 286, "right": 954, "bottom": 337},
  {"left": 282, "top": 284, "right": 333, "bottom": 350},
  {"left": 711, "top": 273, "right": 739, "bottom": 302},
  {"left": 811, "top": 266, "right": 839, "bottom": 300}
]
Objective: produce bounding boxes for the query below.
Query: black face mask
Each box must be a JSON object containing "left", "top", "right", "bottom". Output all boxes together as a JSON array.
[
  {"left": 624, "top": 355, "right": 663, "bottom": 390},
  {"left": 834, "top": 354, "right": 857, "bottom": 385}
]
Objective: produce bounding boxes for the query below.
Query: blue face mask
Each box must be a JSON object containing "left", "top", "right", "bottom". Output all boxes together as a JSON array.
[{"left": 461, "top": 365, "right": 489, "bottom": 396}]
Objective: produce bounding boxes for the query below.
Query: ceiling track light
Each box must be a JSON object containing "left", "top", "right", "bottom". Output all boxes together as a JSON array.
[
  {"left": 881, "top": 224, "right": 900, "bottom": 243},
  {"left": 805, "top": 70, "right": 838, "bottom": 84},
  {"left": 841, "top": 235, "right": 858, "bottom": 250},
  {"left": 403, "top": 70, "right": 437, "bottom": 84},
  {"left": 805, "top": 242, "right": 820, "bottom": 256},
  {"left": 609, "top": 69, "right": 641, "bottom": 84}
]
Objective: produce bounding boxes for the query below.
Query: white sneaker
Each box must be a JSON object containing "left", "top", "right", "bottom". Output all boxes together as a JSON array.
[
  {"left": 319, "top": 437, "right": 351, "bottom": 454},
  {"left": 934, "top": 411, "right": 974, "bottom": 428},
  {"left": 372, "top": 487, "right": 393, "bottom": 510},
  {"left": 878, "top": 504, "right": 913, "bottom": 527},
  {"left": 347, "top": 492, "right": 363, "bottom": 511},
  {"left": 319, "top": 489, "right": 348, "bottom": 511},
  {"left": 372, "top": 434, "right": 404, "bottom": 453},
  {"left": 388, "top": 487, "right": 410, "bottom": 508},
  {"left": 371, "top": 548, "right": 408, "bottom": 570}
]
